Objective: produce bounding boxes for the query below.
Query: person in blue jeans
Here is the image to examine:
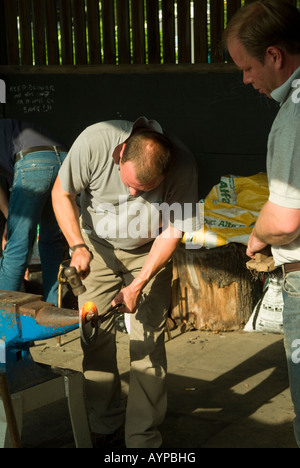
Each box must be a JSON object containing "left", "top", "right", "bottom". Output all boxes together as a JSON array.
[
  {"left": 225, "top": 1, "right": 300, "bottom": 447},
  {"left": 0, "top": 119, "right": 67, "bottom": 305}
]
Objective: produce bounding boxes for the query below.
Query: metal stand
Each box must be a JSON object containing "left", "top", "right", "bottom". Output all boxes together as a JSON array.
[
  {"left": 0, "top": 367, "right": 92, "bottom": 448},
  {"left": 0, "top": 371, "right": 22, "bottom": 448},
  {"left": 0, "top": 291, "right": 92, "bottom": 448}
]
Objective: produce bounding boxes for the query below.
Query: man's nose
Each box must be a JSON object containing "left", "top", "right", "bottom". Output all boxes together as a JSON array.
[{"left": 243, "top": 71, "right": 252, "bottom": 85}]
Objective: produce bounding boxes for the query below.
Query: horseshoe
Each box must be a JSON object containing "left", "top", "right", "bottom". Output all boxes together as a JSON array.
[{"left": 79, "top": 302, "right": 125, "bottom": 346}]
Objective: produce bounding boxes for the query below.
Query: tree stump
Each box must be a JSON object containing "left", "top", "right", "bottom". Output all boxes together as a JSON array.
[{"left": 171, "top": 243, "right": 262, "bottom": 332}]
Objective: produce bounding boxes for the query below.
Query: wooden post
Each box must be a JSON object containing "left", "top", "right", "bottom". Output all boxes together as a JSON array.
[
  {"left": 116, "top": 0, "right": 130, "bottom": 64},
  {"left": 177, "top": 0, "right": 191, "bottom": 63},
  {"left": 210, "top": 0, "right": 225, "bottom": 63},
  {"left": 101, "top": 0, "right": 116, "bottom": 65},
  {"left": 87, "top": 0, "right": 101, "bottom": 65},
  {"left": 146, "top": 0, "right": 161, "bottom": 64},
  {"left": 59, "top": 0, "right": 73, "bottom": 65},
  {"left": 162, "top": 0, "right": 175, "bottom": 64},
  {"left": 171, "top": 244, "right": 262, "bottom": 332},
  {"left": 32, "top": 0, "right": 46, "bottom": 66},
  {"left": 194, "top": 0, "right": 208, "bottom": 63},
  {"left": 131, "top": 0, "right": 145, "bottom": 64},
  {"left": 73, "top": 0, "right": 88, "bottom": 65},
  {"left": 19, "top": 0, "right": 33, "bottom": 66},
  {"left": 45, "top": 0, "right": 59, "bottom": 65}
]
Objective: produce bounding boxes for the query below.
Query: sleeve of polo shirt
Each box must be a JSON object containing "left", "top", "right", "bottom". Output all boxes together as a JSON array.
[
  {"left": 268, "top": 118, "right": 300, "bottom": 209},
  {"left": 58, "top": 133, "right": 93, "bottom": 195}
]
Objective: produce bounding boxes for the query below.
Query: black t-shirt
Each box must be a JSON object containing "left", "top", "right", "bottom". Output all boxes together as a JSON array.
[{"left": 0, "top": 118, "right": 65, "bottom": 186}]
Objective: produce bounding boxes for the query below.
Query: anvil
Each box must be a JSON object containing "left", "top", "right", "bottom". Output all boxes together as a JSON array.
[{"left": 0, "top": 290, "right": 79, "bottom": 393}]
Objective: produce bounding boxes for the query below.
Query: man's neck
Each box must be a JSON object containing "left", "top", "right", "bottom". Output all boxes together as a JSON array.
[{"left": 281, "top": 54, "right": 300, "bottom": 84}]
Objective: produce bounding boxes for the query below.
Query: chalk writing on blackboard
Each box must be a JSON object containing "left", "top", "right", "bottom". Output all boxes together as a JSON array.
[{"left": 9, "top": 83, "right": 55, "bottom": 114}]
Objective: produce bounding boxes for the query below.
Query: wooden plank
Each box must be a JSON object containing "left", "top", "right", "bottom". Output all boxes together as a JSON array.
[
  {"left": 161, "top": 0, "right": 175, "bottom": 64},
  {"left": 0, "top": 0, "right": 8, "bottom": 65},
  {"left": 193, "top": 0, "right": 207, "bottom": 63},
  {"left": 226, "top": 0, "right": 241, "bottom": 24},
  {"left": 59, "top": 0, "right": 73, "bottom": 65},
  {"left": 101, "top": 0, "right": 116, "bottom": 64},
  {"left": 225, "top": 0, "right": 241, "bottom": 63},
  {"left": 116, "top": 0, "right": 130, "bottom": 64},
  {"left": 0, "top": 1, "right": 241, "bottom": 69},
  {"left": 0, "top": 62, "right": 238, "bottom": 74},
  {"left": 146, "top": 0, "right": 161, "bottom": 64},
  {"left": 45, "top": 0, "right": 59, "bottom": 65},
  {"left": 87, "top": 0, "right": 101, "bottom": 65},
  {"left": 73, "top": 0, "right": 87, "bottom": 65},
  {"left": 177, "top": 0, "right": 191, "bottom": 63},
  {"left": 131, "top": 0, "right": 145, "bottom": 64},
  {"left": 4, "top": 0, "right": 19, "bottom": 65},
  {"left": 19, "top": 0, "right": 33, "bottom": 66},
  {"left": 32, "top": 0, "right": 46, "bottom": 66},
  {"left": 210, "top": 0, "right": 224, "bottom": 63}
]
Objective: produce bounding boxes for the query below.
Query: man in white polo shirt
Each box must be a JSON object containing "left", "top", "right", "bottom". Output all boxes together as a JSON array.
[
  {"left": 225, "top": 0, "right": 300, "bottom": 447},
  {"left": 52, "top": 116, "right": 199, "bottom": 448}
]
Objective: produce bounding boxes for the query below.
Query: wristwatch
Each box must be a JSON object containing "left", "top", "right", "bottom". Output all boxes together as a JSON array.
[{"left": 70, "top": 243, "right": 93, "bottom": 258}]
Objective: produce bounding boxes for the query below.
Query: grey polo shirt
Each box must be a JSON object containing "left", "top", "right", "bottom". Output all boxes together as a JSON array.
[
  {"left": 267, "top": 66, "right": 300, "bottom": 265},
  {"left": 59, "top": 118, "right": 200, "bottom": 250}
]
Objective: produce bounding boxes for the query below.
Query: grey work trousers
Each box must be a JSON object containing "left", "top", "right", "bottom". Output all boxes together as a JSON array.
[{"left": 79, "top": 233, "right": 173, "bottom": 448}]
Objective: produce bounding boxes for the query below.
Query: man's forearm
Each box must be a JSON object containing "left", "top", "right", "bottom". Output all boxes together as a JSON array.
[
  {"left": 130, "top": 226, "right": 182, "bottom": 293},
  {"left": 52, "top": 176, "right": 84, "bottom": 248},
  {"left": 112, "top": 226, "right": 182, "bottom": 313},
  {"left": 247, "top": 200, "right": 300, "bottom": 258},
  {"left": 254, "top": 201, "right": 300, "bottom": 245},
  {"left": 0, "top": 184, "right": 9, "bottom": 219},
  {"left": 52, "top": 176, "right": 93, "bottom": 277}
]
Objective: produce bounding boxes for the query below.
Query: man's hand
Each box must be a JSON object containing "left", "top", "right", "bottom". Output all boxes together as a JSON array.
[
  {"left": 246, "top": 200, "right": 300, "bottom": 259},
  {"left": 111, "top": 226, "right": 182, "bottom": 314},
  {"left": 1, "top": 223, "right": 7, "bottom": 252},
  {"left": 246, "top": 230, "right": 269, "bottom": 259},
  {"left": 70, "top": 247, "right": 93, "bottom": 280},
  {"left": 112, "top": 282, "right": 142, "bottom": 315}
]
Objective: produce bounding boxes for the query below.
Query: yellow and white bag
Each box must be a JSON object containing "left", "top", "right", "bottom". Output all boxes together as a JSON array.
[{"left": 183, "top": 173, "right": 269, "bottom": 249}]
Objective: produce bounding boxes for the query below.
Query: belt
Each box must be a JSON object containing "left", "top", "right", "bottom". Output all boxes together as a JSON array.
[
  {"left": 283, "top": 262, "right": 300, "bottom": 273},
  {"left": 15, "top": 146, "right": 67, "bottom": 163}
]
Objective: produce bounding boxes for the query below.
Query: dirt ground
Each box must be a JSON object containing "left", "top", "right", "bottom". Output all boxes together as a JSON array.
[{"left": 19, "top": 325, "right": 297, "bottom": 449}]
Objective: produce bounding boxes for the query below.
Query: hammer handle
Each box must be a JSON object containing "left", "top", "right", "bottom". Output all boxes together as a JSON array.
[{"left": 0, "top": 373, "right": 22, "bottom": 448}]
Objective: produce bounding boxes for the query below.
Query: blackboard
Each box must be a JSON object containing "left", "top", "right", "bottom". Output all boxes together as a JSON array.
[
  {"left": 0, "top": 71, "right": 278, "bottom": 197},
  {"left": 9, "top": 82, "right": 55, "bottom": 114}
]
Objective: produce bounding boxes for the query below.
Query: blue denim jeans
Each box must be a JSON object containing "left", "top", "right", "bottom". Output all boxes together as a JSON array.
[
  {"left": 282, "top": 269, "right": 300, "bottom": 447},
  {"left": 0, "top": 149, "right": 67, "bottom": 305}
]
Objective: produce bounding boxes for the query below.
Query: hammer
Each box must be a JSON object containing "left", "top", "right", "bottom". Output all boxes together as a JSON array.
[
  {"left": 57, "top": 264, "right": 87, "bottom": 346},
  {"left": 63, "top": 266, "right": 86, "bottom": 296}
]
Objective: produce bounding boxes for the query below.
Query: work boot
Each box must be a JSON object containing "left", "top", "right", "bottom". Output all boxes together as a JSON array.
[{"left": 91, "top": 425, "right": 125, "bottom": 448}]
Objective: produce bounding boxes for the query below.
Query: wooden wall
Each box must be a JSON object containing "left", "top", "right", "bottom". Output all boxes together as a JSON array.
[
  {"left": 0, "top": 0, "right": 242, "bottom": 66},
  {"left": 0, "top": 67, "right": 279, "bottom": 198}
]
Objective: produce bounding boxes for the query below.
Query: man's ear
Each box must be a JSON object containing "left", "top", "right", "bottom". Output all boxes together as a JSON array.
[
  {"left": 119, "top": 143, "right": 126, "bottom": 161},
  {"left": 265, "top": 46, "right": 284, "bottom": 69}
]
